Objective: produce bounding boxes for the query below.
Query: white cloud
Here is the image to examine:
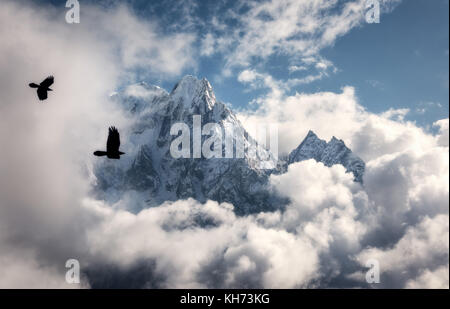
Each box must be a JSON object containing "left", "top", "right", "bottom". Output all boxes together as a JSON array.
[
  {"left": 434, "top": 118, "right": 449, "bottom": 147},
  {"left": 267, "top": 161, "right": 369, "bottom": 283},
  {"left": 356, "top": 215, "right": 449, "bottom": 288},
  {"left": 83, "top": 198, "right": 320, "bottom": 288},
  {"left": 86, "top": 5, "right": 196, "bottom": 77},
  {"left": 0, "top": 0, "right": 447, "bottom": 289},
  {"left": 237, "top": 69, "right": 259, "bottom": 83},
  {"left": 82, "top": 142, "right": 447, "bottom": 288},
  {"left": 235, "top": 68, "right": 448, "bottom": 288},
  {"left": 222, "top": 0, "right": 364, "bottom": 69},
  {"left": 200, "top": 33, "right": 216, "bottom": 57},
  {"left": 289, "top": 65, "right": 308, "bottom": 73},
  {"left": 237, "top": 83, "right": 440, "bottom": 164},
  {"left": 203, "top": 0, "right": 400, "bottom": 85},
  {"left": 238, "top": 86, "right": 364, "bottom": 154},
  {"left": 0, "top": 242, "right": 89, "bottom": 289},
  {"left": 406, "top": 265, "right": 449, "bottom": 289},
  {"left": 0, "top": 0, "right": 196, "bottom": 288}
]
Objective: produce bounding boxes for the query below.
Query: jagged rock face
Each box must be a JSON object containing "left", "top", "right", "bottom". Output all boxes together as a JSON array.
[
  {"left": 288, "top": 130, "right": 365, "bottom": 183},
  {"left": 94, "top": 76, "right": 280, "bottom": 215},
  {"left": 93, "top": 76, "right": 364, "bottom": 215}
]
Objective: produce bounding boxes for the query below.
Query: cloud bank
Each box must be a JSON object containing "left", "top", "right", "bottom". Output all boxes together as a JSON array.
[
  {"left": 202, "top": 0, "right": 401, "bottom": 84},
  {"left": 0, "top": 0, "right": 447, "bottom": 289},
  {"left": 0, "top": 0, "right": 195, "bottom": 288}
]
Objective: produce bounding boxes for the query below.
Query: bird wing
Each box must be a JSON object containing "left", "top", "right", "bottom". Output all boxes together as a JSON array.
[
  {"left": 37, "top": 88, "right": 48, "bottom": 100},
  {"left": 40, "top": 76, "right": 54, "bottom": 88},
  {"left": 107, "top": 126, "right": 120, "bottom": 152}
]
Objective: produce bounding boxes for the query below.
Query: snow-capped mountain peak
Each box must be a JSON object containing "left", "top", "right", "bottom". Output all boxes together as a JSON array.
[
  {"left": 171, "top": 75, "right": 217, "bottom": 112},
  {"left": 94, "top": 76, "right": 365, "bottom": 215},
  {"left": 288, "top": 130, "right": 365, "bottom": 183}
]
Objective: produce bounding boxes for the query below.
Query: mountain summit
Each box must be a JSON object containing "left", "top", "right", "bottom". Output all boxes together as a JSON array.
[
  {"left": 95, "top": 76, "right": 364, "bottom": 214},
  {"left": 288, "top": 130, "right": 365, "bottom": 183}
]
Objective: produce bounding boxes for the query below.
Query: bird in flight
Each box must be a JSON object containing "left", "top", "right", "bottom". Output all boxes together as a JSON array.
[
  {"left": 29, "top": 76, "right": 54, "bottom": 101},
  {"left": 94, "top": 127, "right": 125, "bottom": 159}
]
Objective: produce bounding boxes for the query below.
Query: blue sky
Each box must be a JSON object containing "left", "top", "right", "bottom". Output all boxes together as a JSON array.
[
  {"left": 39, "top": 0, "right": 448, "bottom": 129},
  {"left": 320, "top": 0, "right": 449, "bottom": 127}
]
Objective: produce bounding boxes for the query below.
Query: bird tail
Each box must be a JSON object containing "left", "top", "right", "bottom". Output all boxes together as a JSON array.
[
  {"left": 29, "top": 83, "right": 39, "bottom": 88},
  {"left": 93, "top": 151, "right": 107, "bottom": 157}
]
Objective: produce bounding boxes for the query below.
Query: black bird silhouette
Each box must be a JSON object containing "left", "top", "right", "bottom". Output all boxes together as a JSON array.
[
  {"left": 94, "top": 127, "right": 125, "bottom": 159},
  {"left": 29, "top": 76, "right": 54, "bottom": 101}
]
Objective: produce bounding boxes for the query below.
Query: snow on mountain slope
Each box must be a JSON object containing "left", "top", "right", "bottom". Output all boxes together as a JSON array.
[
  {"left": 288, "top": 130, "right": 365, "bottom": 183},
  {"left": 94, "top": 76, "right": 281, "bottom": 215},
  {"left": 93, "top": 76, "right": 364, "bottom": 214}
]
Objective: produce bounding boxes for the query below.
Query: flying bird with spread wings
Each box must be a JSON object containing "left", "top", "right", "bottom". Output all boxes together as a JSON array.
[
  {"left": 94, "top": 127, "right": 125, "bottom": 159},
  {"left": 29, "top": 76, "right": 54, "bottom": 101}
]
